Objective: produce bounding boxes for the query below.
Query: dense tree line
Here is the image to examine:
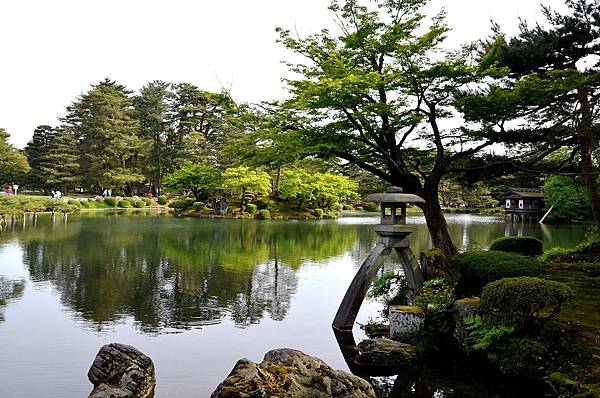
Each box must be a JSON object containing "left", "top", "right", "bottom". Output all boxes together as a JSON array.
[{"left": 22, "top": 79, "right": 242, "bottom": 196}]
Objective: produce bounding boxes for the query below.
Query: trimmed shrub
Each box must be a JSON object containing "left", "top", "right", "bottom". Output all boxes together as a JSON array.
[
  {"left": 314, "top": 208, "right": 324, "bottom": 218},
  {"left": 133, "top": 200, "right": 146, "bottom": 208},
  {"left": 192, "top": 201, "right": 205, "bottom": 211},
  {"left": 104, "top": 197, "right": 118, "bottom": 207},
  {"left": 79, "top": 200, "right": 91, "bottom": 209},
  {"left": 245, "top": 203, "right": 257, "bottom": 214},
  {"left": 342, "top": 204, "right": 354, "bottom": 211},
  {"left": 481, "top": 276, "right": 573, "bottom": 327},
  {"left": 142, "top": 197, "right": 153, "bottom": 206},
  {"left": 118, "top": 200, "right": 132, "bottom": 208},
  {"left": 489, "top": 236, "right": 543, "bottom": 257},
  {"left": 452, "top": 251, "right": 543, "bottom": 295},
  {"left": 575, "top": 231, "right": 600, "bottom": 253},
  {"left": 157, "top": 195, "right": 168, "bottom": 205},
  {"left": 256, "top": 209, "right": 271, "bottom": 220},
  {"left": 170, "top": 199, "right": 188, "bottom": 210},
  {"left": 541, "top": 247, "right": 572, "bottom": 263},
  {"left": 333, "top": 203, "right": 343, "bottom": 211}
]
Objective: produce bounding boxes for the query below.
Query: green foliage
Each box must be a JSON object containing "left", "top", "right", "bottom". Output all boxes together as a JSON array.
[
  {"left": 221, "top": 166, "right": 271, "bottom": 209},
  {"left": 67, "top": 199, "right": 82, "bottom": 207},
  {"left": 163, "top": 162, "right": 220, "bottom": 201},
  {"left": 452, "top": 251, "right": 543, "bottom": 294},
  {"left": 367, "top": 272, "right": 408, "bottom": 305},
  {"left": 157, "top": 195, "right": 168, "bottom": 205},
  {"left": 481, "top": 277, "right": 574, "bottom": 327},
  {"left": 363, "top": 202, "right": 379, "bottom": 212},
  {"left": 170, "top": 199, "right": 188, "bottom": 210},
  {"left": 278, "top": 169, "right": 357, "bottom": 209},
  {"left": 256, "top": 209, "right": 271, "bottom": 220},
  {"left": 497, "top": 337, "right": 547, "bottom": 376},
  {"left": 103, "top": 197, "right": 118, "bottom": 207},
  {"left": 118, "top": 200, "right": 132, "bottom": 208},
  {"left": 245, "top": 203, "right": 257, "bottom": 214},
  {"left": 256, "top": 200, "right": 269, "bottom": 210},
  {"left": 313, "top": 208, "right": 324, "bottom": 219},
  {"left": 464, "top": 315, "right": 516, "bottom": 351},
  {"left": 192, "top": 202, "right": 205, "bottom": 211},
  {"left": 414, "top": 278, "right": 455, "bottom": 312},
  {"left": 543, "top": 176, "right": 590, "bottom": 223},
  {"left": 575, "top": 230, "right": 600, "bottom": 253},
  {"left": 133, "top": 200, "right": 146, "bottom": 208},
  {"left": 541, "top": 247, "right": 572, "bottom": 263},
  {"left": 489, "top": 236, "right": 543, "bottom": 256},
  {"left": 142, "top": 197, "right": 153, "bottom": 206},
  {"left": 0, "top": 128, "right": 30, "bottom": 183}
]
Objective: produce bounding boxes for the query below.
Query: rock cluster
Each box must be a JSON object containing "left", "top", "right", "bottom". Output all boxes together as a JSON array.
[
  {"left": 211, "top": 348, "right": 376, "bottom": 398},
  {"left": 87, "top": 343, "right": 155, "bottom": 398}
]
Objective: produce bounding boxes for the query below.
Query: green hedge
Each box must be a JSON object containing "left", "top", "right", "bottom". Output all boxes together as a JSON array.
[
  {"left": 452, "top": 251, "right": 543, "bottom": 295},
  {"left": 193, "top": 202, "right": 205, "bottom": 211},
  {"left": 104, "top": 197, "right": 118, "bottom": 207},
  {"left": 245, "top": 203, "right": 257, "bottom": 214},
  {"left": 314, "top": 208, "right": 324, "bottom": 218},
  {"left": 142, "top": 197, "right": 153, "bottom": 206},
  {"left": 133, "top": 200, "right": 146, "bottom": 208},
  {"left": 489, "top": 236, "right": 543, "bottom": 257},
  {"left": 481, "top": 277, "right": 573, "bottom": 327},
  {"left": 117, "top": 200, "right": 132, "bottom": 208},
  {"left": 157, "top": 196, "right": 168, "bottom": 205},
  {"left": 170, "top": 199, "right": 188, "bottom": 210}
]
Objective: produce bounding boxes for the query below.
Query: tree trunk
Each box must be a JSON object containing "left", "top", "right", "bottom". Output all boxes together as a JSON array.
[
  {"left": 420, "top": 190, "right": 458, "bottom": 257},
  {"left": 577, "top": 88, "right": 600, "bottom": 230}
]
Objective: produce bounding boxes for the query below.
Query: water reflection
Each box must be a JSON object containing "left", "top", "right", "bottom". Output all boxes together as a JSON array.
[
  {"left": 8, "top": 214, "right": 374, "bottom": 332},
  {"left": 0, "top": 277, "right": 25, "bottom": 322}
]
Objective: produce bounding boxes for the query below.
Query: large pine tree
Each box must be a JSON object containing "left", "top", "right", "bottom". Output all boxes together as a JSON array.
[
  {"left": 64, "top": 79, "right": 146, "bottom": 193},
  {"left": 24, "top": 125, "right": 54, "bottom": 190},
  {"left": 41, "top": 127, "right": 80, "bottom": 192}
]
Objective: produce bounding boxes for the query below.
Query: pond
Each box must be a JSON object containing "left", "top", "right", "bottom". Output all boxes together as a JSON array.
[{"left": 0, "top": 212, "right": 587, "bottom": 397}]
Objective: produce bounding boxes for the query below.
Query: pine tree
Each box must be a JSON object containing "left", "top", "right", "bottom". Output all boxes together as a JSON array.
[
  {"left": 24, "top": 125, "right": 54, "bottom": 190},
  {"left": 41, "top": 127, "right": 80, "bottom": 192},
  {"left": 64, "top": 79, "right": 146, "bottom": 193}
]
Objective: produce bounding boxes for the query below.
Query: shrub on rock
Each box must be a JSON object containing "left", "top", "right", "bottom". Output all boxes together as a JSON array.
[
  {"left": 117, "top": 200, "right": 132, "bottom": 208},
  {"left": 489, "top": 236, "right": 543, "bottom": 257},
  {"left": 104, "top": 197, "right": 118, "bottom": 207},
  {"left": 157, "top": 195, "right": 168, "bottom": 205},
  {"left": 451, "top": 251, "right": 543, "bottom": 295},
  {"left": 481, "top": 276, "right": 573, "bottom": 327}
]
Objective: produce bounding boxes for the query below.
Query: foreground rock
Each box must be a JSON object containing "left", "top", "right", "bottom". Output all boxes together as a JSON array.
[
  {"left": 87, "top": 343, "right": 155, "bottom": 398},
  {"left": 355, "top": 338, "right": 417, "bottom": 370},
  {"left": 211, "top": 348, "right": 376, "bottom": 398}
]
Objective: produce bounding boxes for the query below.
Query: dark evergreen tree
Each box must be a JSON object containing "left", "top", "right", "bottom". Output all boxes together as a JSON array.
[
  {"left": 63, "top": 79, "right": 146, "bottom": 193},
  {"left": 41, "top": 127, "right": 80, "bottom": 192},
  {"left": 24, "top": 125, "right": 54, "bottom": 190}
]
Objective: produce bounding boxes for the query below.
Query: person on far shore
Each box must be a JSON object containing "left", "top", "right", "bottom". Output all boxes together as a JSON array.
[
  {"left": 6, "top": 185, "right": 13, "bottom": 195},
  {"left": 12, "top": 183, "right": 18, "bottom": 195}
]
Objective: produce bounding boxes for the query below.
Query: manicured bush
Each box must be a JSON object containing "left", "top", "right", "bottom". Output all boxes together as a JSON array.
[
  {"left": 104, "top": 197, "right": 118, "bottom": 207},
  {"left": 575, "top": 231, "right": 600, "bottom": 254},
  {"left": 452, "top": 251, "right": 543, "bottom": 295},
  {"left": 489, "top": 236, "right": 543, "bottom": 257},
  {"left": 157, "top": 195, "right": 168, "bottom": 205},
  {"left": 256, "top": 209, "right": 271, "bottom": 220},
  {"left": 245, "top": 203, "right": 257, "bottom": 214},
  {"left": 314, "top": 208, "right": 324, "bottom": 218},
  {"left": 79, "top": 200, "right": 91, "bottom": 209},
  {"left": 170, "top": 199, "right": 188, "bottom": 210},
  {"left": 192, "top": 201, "right": 205, "bottom": 211},
  {"left": 142, "top": 197, "right": 153, "bottom": 206},
  {"left": 133, "top": 200, "right": 146, "bottom": 208},
  {"left": 541, "top": 247, "right": 572, "bottom": 263},
  {"left": 481, "top": 276, "right": 573, "bottom": 327},
  {"left": 342, "top": 204, "right": 354, "bottom": 210},
  {"left": 118, "top": 199, "right": 132, "bottom": 208}
]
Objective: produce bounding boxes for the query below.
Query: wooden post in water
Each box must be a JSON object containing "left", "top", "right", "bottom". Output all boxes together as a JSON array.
[{"left": 332, "top": 187, "right": 426, "bottom": 332}]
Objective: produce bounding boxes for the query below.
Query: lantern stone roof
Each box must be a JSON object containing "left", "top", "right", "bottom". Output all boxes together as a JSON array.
[{"left": 364, "top": 186, "right": 426, "bottom": 204}]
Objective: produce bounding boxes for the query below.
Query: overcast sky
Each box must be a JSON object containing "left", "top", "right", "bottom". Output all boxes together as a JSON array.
[{"left": 0, "top": 0, "right": 567, "bottom": 148}]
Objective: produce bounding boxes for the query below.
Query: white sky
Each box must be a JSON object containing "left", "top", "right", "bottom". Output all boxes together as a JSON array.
[{"left": 0, "top": 0, "right": 567, "bottom": 148}]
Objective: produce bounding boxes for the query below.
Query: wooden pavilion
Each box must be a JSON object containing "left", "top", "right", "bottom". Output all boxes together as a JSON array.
[{"left": 503, "top": 187, "right": 544, "bottom": 223}]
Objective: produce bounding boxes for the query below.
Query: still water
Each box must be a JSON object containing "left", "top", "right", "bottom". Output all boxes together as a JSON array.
[{"left": 0, "top": 212, "right": 587, "bottom": 397}]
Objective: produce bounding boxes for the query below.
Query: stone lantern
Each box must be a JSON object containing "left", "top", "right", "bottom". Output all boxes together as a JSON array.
[{"left": 333, "top": 186, "right": 426, "bottom": 332}]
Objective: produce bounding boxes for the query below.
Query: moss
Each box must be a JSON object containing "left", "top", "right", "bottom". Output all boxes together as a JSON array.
[{"left": 389, "top": 305, "right": 425, "bottom": 315}]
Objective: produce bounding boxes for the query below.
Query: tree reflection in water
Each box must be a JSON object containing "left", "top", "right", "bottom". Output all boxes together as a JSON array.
[
  {"left": 14, "top": 213, "right": 373, "bottom": 332},
  {"left": 0, "top": 277, "right": 25, "bottom": 322}
]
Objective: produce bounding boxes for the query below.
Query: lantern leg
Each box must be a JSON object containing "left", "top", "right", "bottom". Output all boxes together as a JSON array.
[
  {"left": 394, "top": 247, "right": 424, "bottom": 290},
  {"left": 333, "top": 242, "right": 391, "bottom": 332}
]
